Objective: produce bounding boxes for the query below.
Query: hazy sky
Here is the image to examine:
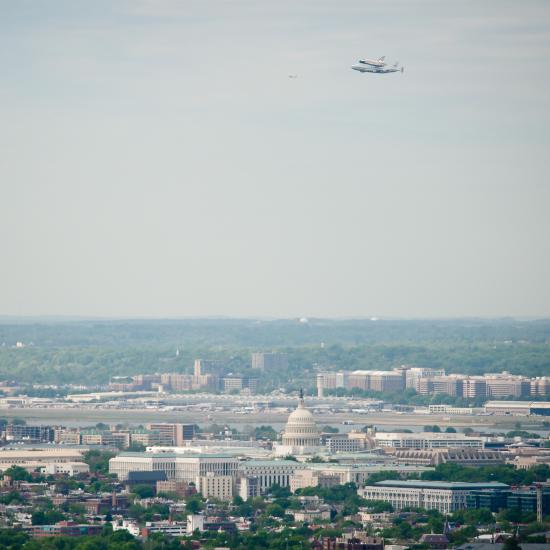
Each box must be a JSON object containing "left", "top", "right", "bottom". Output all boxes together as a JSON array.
[{"left": 1, "top": 0, "right": 550, "bottom": 318}]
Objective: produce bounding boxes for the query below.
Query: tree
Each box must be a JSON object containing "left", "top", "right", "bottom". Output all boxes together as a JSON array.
[
  {"left": 266, "top": 503, "right": 285, "bottom": 518},
  {"left": 3, "top": 465, "right": 32, "bottom": 482},
  {"left": 445, "top": 426, "right": 457, "bottom": 433},
  {"left": 252, "top": 425, "right": 278, "bottom": 441},
  {"left": 185, "top": 496, "right": 203, "bottom": 514},
  {"left": 322, "top": 425, "right": 339, "bottom": 433},
  {"left": 31, "top": 508, "right": 65, "bottom": 525},
  {"left": 132, "top": 484, "right": 154, "bottom": 499},
  {"left": 127, "top": 442, "right": 146, "bottom": 452},
  {"left": 83, "top": 449, "right": 115, "bottom": 474},
  {"left": 503, "top": 537, "right": 522, "bottom": 550}
]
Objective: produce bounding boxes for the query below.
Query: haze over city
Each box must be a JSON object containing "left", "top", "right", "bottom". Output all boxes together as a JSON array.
[{"left": 2, "top": 0, "right": 550, "bottom": 318}]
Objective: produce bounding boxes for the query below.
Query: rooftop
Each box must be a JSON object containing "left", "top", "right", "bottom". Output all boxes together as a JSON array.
[
  {"left": 373, "top": 480, "right": 510, "bottom": 490},
  {"left": 116, "top": 452, "right": 237, "bottom": 459}
]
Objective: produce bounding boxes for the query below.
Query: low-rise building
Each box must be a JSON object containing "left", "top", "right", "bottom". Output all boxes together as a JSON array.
[
  {"left": 156, "top": 479, "right": 195, "bottom": 497},
  {"left": 26, "top": 521, "right": 103, "bottom": 538},
  {"left": 374, "top": 432, "right": 484, "bottom": 450},
  {"left": 0, "top": 449, "right": 84, "bottom": 468},
  {"left": 290, "top": 506, "right": 331, "bottom": 522},
  {"left": 238, "top": 460, "right": 306, "bottom": 494},
  {"left": 290, "top": 469, "right": 341, "bottom": 493},
  {"left": 109, "top": 452, "right": 239, "bottom": 482},
  {"left": 485, "top": 401, "right": 550, "bottom": 416},
  {"left": 386, "top": 448, "right": 505, "bottom": 467},
  {"left": 40, "top": 462, "right": 90, "bottom": 476},
  {"left": 141, "top": 522, "right": 187, "bottom": 538},
  {"left": 360, "top": 480, "right": 509, "bottom": 513}
]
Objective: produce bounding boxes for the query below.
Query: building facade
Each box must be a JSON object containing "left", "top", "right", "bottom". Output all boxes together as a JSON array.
[{"left": 360, "top": 480, "right": 509, "bottom": 513}]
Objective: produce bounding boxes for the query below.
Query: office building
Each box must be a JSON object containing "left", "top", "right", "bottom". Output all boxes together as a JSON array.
[
  {"left": 221, "top": 376, "right": 258, "bottom": 394},
  {"left": 531, "top": 377, "right": 550, "bottom": 396},
  {"left": 0, "top": 449, "right": 84, "bottom": 467},
  {"left": 130, "top": 429, "right": 175, "bottom": 447},
  {"left": 80, "top": 430, "right": 131, "bottom": 448},
  {"left": 484, "top": 401, "right": 550, "bottom": 416},
  {"left": 251, "top": 352, "right": 288, "bottom": 371},
  {"left": 237, "top": 475, "right": 260, "bottom": 500},
  {"left": 238, "top": 460, "right": 306, "bottom": 493},
  {"left": 5, "top": 424, "right": 55, "bottom": 443},
  {"left": 387, "top": 449, "right": 505, "bottom": 467},
  {"left": 374, "top": 432, "right": 484, "bottom": 449},
  {"left": 290, "top": 469, "right": 341, "bottom": 493},
  {"left": 405, "top": 368, "right": 446, "bottom": 391},
  {"left": 146, "top": 423, "right": 195, "bottom": 446},
  {"left": 360, "top": 480, "right": 509, "bottom": 513},
  {"left": 160, "top": 373, "right": 194, "bottom": 392},
  {"left": 109, "top": 452, "right": 239, "bottom": 482}
]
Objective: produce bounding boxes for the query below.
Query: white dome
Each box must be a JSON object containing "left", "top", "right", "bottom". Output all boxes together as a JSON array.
[{"left": 282, "top": 398, "right": 321, "bottom": 447}]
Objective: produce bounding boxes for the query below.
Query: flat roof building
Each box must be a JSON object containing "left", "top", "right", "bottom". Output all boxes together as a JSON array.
[
  {"left": 360, "top": 480, "right": 509, "bottom": 514},
  {"left": 374, "top": 432, "right": 484, "bottom": 450},
  {"left": 109, "top": 452, "right": 239, "bottom": 482}
]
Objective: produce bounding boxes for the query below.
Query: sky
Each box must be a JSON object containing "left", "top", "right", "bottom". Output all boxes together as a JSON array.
[{"left": 1, "top": 0, "right": 550, "bottom": 319}]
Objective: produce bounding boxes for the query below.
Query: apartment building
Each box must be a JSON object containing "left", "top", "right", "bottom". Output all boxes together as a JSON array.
[{"left": 196, "top": 472, "right": 233, "bottom": 501}]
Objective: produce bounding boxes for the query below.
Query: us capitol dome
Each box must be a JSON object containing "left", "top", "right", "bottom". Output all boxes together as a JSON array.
[{"left": 275, "top": 389, "right": 321, "bottom": 455}]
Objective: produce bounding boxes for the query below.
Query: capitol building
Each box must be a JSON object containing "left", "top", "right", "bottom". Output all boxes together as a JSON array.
[{"left": 275, "top": 390, "right": 321, "bottom": 456}]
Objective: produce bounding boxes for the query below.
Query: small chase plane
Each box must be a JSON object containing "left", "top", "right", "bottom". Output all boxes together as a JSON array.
[{"left": 352, "top": 55, "right": 404, "bottom": 74}]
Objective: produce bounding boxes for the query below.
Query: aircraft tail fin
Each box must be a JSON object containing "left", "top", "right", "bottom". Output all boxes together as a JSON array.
[{"left": 378, "top": 56, "right": 385, "bottom": 62}]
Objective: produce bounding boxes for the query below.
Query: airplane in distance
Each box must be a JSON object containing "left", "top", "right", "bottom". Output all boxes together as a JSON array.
[{"left": 352, "top": 56, "right": 404, "bottom": 74}]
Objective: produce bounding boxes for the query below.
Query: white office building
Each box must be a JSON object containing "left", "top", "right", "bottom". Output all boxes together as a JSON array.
[
  {"left": 109, "top": 452, "right": 239, "bottom": 482},
  {"left": 374, "top": 432, "right": 484, "bottom": 450},
  {"left": 360, "top": 480, "right": 509, "bottom": 514},
  {"left": 239, "top": 460, "right": 306, "bottom": 493}
]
